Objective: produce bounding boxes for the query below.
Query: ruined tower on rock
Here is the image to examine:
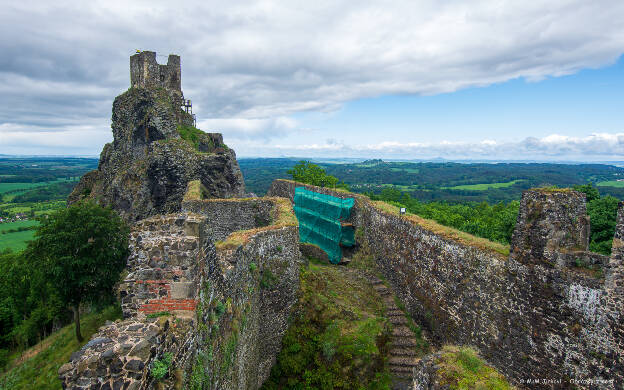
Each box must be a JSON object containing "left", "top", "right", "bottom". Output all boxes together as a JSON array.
[
  {"left": 130, "top": 51, "right": 182, "bottom": 94},
  {"left": 69, "top": 51, "right": 246, "bottom": 222}
]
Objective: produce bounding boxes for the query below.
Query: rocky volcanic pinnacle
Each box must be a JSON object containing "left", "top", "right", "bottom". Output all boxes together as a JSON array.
[{"left": 69, "top": 87, "right": 245, "bottom": 222}]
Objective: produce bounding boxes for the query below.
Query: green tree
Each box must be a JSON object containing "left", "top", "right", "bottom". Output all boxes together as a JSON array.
[
  {"left": 28, "top": 201, "right": 129, "bottom": 341},
  {"left": 587, "top": 195, "right": 619, "bottom": 255},
  {"left": 573, "top": 183, "right": 600, "bottom": 202},
  {"left": 287, "top": 160, "right": 348, "bottom": 189}
]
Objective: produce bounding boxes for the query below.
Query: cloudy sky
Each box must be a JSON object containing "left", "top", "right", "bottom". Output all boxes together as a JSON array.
[{"left": 1, "top": 0, "right": 623, "bottom": 160}]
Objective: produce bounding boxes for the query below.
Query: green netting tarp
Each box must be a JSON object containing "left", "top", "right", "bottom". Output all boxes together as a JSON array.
[{"left": 294, "top": 187, "right": 355, "bottom": 264}]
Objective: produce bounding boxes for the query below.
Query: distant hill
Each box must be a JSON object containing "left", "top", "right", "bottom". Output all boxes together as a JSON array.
[{"left": 238, "top": 158, "right": 624, "bottom": 202}]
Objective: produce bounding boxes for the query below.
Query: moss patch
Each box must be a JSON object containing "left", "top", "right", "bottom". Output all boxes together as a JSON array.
[
  {"left": 261, "top": 260, "right": 392, "bottom": 390},
  {"left": 530, "top": 186, "right": 573, "bottom": 193},
  {"left": 183, "top": 180, "right": 209, "bottom": 202},
  {"left": 177, "top": 125, "right": 206, "bottom": 150},
  {"left": 436, "top": 345, "right": 514, "bottom": 390}
]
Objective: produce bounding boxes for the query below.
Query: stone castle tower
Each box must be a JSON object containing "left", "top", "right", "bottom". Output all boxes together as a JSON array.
[
  {"left": 130, "top": 51, "right": 182, "bottom": 97},
  {"left": 67, "top": 50, "right": 245, "bottom": 222}
]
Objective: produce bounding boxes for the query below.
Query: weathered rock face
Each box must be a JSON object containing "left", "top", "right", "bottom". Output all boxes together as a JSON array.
[
  {"left": 69, "top": 63, "right": 245, "bottom": 223},
  {"left": 269, "top": 180, "right": 624, "bottom": 389},
  {"left": 411, "top": 352, "right": 443, "bottom": 390}
]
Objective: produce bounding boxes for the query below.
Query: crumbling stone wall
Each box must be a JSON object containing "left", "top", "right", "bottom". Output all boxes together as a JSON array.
[
  {"left": 268, "top": 179, "right": 624, "bottom": 389},
  {"left": 119, "top": 213, "right": 208, "bottom": 318},
  {"left": 59, "top": 213, "right": 206, "bottom": 390},
  {"left": 510, "top": 189, "right": 592, "bottom": 266},
  {"left": 60, "top": 197, "right": 301, "bottom": 390},
  {"left": 130, "top": 51, "right": 182, "bottom": 97}
]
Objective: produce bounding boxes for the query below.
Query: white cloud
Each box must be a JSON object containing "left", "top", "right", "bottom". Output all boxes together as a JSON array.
[
  {"left": 198, "top": 116, "right": 298, "bottom": 140},
  {"left": 1, "top": 1, "right": 624, "bottom": 155},
  {"left": 252, "top": 133, "right": 624, "bottom": 160},
  {"left": 0, "top": 123, "right": 112, "bottom": 155}
]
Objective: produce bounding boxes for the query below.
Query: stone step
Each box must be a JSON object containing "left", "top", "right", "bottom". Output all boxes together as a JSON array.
[
  {"left": 392, "top": 326, "right": 414, "bottom": 337},
  {"left": 389, "top": 356, "right": 418, "bottom": 367},
  {"left": 391, "top": 337, "right": 420, "bottom": 348},
  {"left": 389, "top": 364, "right": 414, "bottom": 375},
  {"left": 389, "top": 316, "right": 408, "bottom": 325},
  {"left": 390, "top": 347, "right": 418, "bottom": 357}
]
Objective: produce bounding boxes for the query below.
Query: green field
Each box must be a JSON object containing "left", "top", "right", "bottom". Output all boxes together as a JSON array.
[
  {"left": 0, "top": 182, "right": 49, "bottom": 194},
  {"left": 597, "top": 180, "right": 624, "bottom": 188},
  {"left": 0, "top": 178, "right": 78, "bottom": 195},
  {"left": 380, "top": 183, "right": 418, "bottom": 191},
  {"left": 389, "top": 167, "right": 420, "bottom": 173},
  {"left": 0, "top": 221, "right": 40, "bottom": 251},
  {"left": 0, "top": 230, "right": 36, "bottom": 251},
  {"left": 444, "top": 180, "right": 521, "bottom": 191},
  {"left": 0, "top": 220, "right": 39, "bottom": 233},
  {"left": 4, "top": 206, "right": 30, "bottom": 214}
]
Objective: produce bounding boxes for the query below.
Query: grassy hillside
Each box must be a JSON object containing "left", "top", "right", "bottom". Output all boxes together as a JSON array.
[
  {"left": 0, "top": 306, "right": 121, "bottom": 390},
  {"left": 262, "top": 257, "right": 396, "bottom": 389}
]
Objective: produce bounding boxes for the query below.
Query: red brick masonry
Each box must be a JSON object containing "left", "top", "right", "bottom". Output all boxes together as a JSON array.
[{"left": 136, "top": 280, "right": 198, "bottom": 313}]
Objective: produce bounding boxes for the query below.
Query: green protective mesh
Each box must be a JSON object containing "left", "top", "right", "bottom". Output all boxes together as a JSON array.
[{"left": 294, "top": 187, "right": 355, "bottom": 264}]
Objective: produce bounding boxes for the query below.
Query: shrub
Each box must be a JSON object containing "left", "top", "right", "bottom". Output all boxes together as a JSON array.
[{"left": 151, "top": 352, "right": 173, "bottom": 381}]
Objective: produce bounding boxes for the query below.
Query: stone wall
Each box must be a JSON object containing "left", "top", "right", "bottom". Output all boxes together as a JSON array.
[
  {"left": 59, "top": 213, "right": 206, "bottom": 390},
  {"left": 119, "top": 213, "right": 208, "bottom": 318},
  {"left": 268, "top": 179, "right": 624, "bottom": 389},
  {"left": 60, "top": 196, "right": 301, "bottom": 390},
  {"left": 182, "top": 197, "right": 274, "bottom": 241},
  {"left": 510, "top": 189, "right": 592, "bottom": 266},
  {"left": 191, "top": 225, "right": 301, "bottom": 389}
]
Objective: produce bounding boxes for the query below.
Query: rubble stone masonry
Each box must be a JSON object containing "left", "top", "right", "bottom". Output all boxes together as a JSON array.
[{"left": 268, "top": 180, "right": 623, "bottom": 389}]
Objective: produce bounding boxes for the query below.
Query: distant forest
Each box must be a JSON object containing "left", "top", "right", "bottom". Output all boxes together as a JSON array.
[{"left": 239, "top": 158, "right": 624, "bottom": 202}]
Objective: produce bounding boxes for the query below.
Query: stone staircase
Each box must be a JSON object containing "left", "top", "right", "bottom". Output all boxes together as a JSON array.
[{"left": 369, "top": 276, "right": 420, "bottom": 390}]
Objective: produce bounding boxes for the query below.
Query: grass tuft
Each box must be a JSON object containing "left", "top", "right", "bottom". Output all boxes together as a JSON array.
[
  {"left": 436, "top": 345, "right": 514, "bottom": 390},
  {"left": 182, "top": 180, "right": 208, "bottom": 202},
  {"left": 177, "top": 125, "right": 206, "bottom": 151}
]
